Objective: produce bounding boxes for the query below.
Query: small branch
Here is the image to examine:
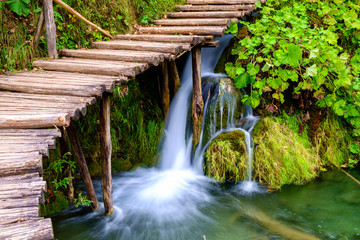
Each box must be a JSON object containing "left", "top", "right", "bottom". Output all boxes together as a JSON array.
[
  {"left": 53, "top": 0, "right": 113, "bottom": 39},
  {"left": 338, "top": 167, "right": 360, "bottom": 185}
]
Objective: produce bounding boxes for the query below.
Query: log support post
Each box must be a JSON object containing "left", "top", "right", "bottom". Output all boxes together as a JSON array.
[
  {"left": 168, "top": 60, "right": 181, "bottom": 99},
  {"left": 59, "top": 127, "right": 74, "bottom": 202},
  {"left": 43, "top": 0, "right": 58, "bottom": 59},
  {"left": 67, "top": 121, "right": 99, "bottom": 210},
  {"left": 192, "top": 45, "right": 204, "bottom": 149},
  {"left": 100, "top": 93, "right": 113, "bottom": 216},
  {"left": 160, "top": 61, "right": 170, "bottom": 116},
  {"left": 32, "top": 7, "right": 45, "bottom": 54}
]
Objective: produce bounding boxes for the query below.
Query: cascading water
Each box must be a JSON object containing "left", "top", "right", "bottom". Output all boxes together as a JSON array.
[{"left": 53, "top": 35, "right": 264, "bottom": 240}]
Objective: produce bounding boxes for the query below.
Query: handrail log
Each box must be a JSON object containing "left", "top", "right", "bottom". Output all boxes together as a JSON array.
[{"left": 53, "top": 0, "right": 113, "bottom": 39}]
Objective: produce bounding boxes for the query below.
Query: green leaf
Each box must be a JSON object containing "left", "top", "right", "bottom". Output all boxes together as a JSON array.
[
  {"left": 287, "top": 70, "right": 298, "bottom": 82},
  {"left": 247, "top": 63, "right": 260, "bottom": 76},
  {"left": 6, "top": 0, "right": 30, "bottom": 16},
  {"left": 304, "top": 64, "right": 318, "bottom": 78},
  {"left": 333, "top": 99, "right": 346, "bottom": 116},
  {"left": 235, "top": 73, "right": 254, "bottom": 89},
  {"left": 267, "top": 77, "right": 282, "bottom": 90},
  {"left": 255, "top": 1, "right": 262, "bottom": 8},
  {"left": 309, "top": 48, "right": 319, "bottom": 59},
  {"left": 262, "top": 62, "right": 273, "bottom": 72},
  {"left": 242, "top": 91, "right": 260, "bottom": 108},
  {"left": 278, "top": 43, "right": 302, "bottom": 67},
  {"left": 225, "top": 21, "right": 238, "bottom": 35}
]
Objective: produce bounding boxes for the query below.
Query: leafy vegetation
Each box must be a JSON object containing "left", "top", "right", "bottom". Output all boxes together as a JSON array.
[{"left": 225, "top": 0, "right": 360, "bottom": 143}]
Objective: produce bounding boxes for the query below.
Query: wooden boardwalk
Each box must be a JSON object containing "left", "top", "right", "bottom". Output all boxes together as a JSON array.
[{"left": 0, "top": 0, "right": 260, "bottom": 239}]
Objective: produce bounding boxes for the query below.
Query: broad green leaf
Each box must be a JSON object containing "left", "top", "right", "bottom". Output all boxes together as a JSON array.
[
  {"left": 235, "top": 73, "right": 253, "bottom": 89},
  {"left": 309, "top": 48, "right": 319, "bottom": 59},
  {"left": 278, "top": 68, "right": 288, "bottom": 81},
  {"left": 242, "top": 91, "right": 260, "bottom": 108},
  {"left": 225, "top": 62, "right": 236, "bottom": 79},
  {"left": 278, "top": 43, "right": 302, "bottom": 67},
  {"left": 225, "top": 21, "right": 238, "bottom": 35},
  {"left": 247, "top": 63, "right": 260, "bottom": 76},
  {"left": 287, "top": 70, "right": 298, "bottom": 82},
  {"left": 324, "top": 29, "right": 338, "bottom": 45},
  {"left": 267, "top": 77, "right": 282, "bottom": 89},
  {"left": 255, "top": 1, "right": 262, "bottom": 8},
  {"left": 333, "top": 99, "right": 346, "bottom": 116},
  {"left": 304, "top": 64, "right": 318, "bottom": 78},
  {"left": 262, "top": 62, "right": 273, "bottom": 72},
  {"left": 272, "top": 93, "right": 285, "bottom": 103},
  {"left": 6, "top": 0, "right": 30, "bottom": 16}
]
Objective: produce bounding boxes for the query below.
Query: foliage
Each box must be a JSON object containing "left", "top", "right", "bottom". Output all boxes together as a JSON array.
[
  {"left": 76, "top": 75, "right": 164, "bottom": 176},
  {"left": 73, "top": 193, "right": 92, "bottom": 207},
  {"left": 40, "top": 193, "right": 69, "bottom": 217},
  {"left": 225, "top": 0, "right": 360, "bottom": 138},
  {"left": 252, "top": 115, "right": 321, "bottom": 189},
  {"left": 1, "top": 0, "right": 31, "bottom": 17},
  {"left": 204, "top": 131, "right": 248, "bottom": 182}
]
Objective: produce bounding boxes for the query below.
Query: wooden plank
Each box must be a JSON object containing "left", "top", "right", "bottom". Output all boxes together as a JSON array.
[
  {"left": 33, "top": 59, "right": 143, "bottom": 77},
  {"left": 0, "top": 112, "right": 71, "bottom": 129},
  {"left": 0, "top": 155, "right": 42, "bottom": 177},
  {"left": 0, "top": 92, "right": 96, "bottom": 106},
  {"left": 153, "top": 18, "right": 231, "bottom": 26},
  {"left": 14, "top": 71, "right": 125, "bottom": 81},
  {"left": 166, "top": 11, "right": 246, "bottom": 18},
  {"left": 0, "top": 207, "right": 41, "bottom": 225},
  {"left": 0, "top": 198, "right": 39, "bottom": 210},
  {"left": 177, "top": 4, "right": 256, "bottom": 11},
  {"left": 138, "top": 26, "right": 226, "bottom": 37},
  {"left": 0, "top": 218, "right": 53, "bottom": 240},
  {"left": 0, "top": 129, "right": 61, "bottom": 137},
  {"left": 114, "top": 34, "right": 207, "bottom": 44},
  {"left": 60, "top": 49, "right": 164, "bottom": 66},
  {"left": 93, "top": 40, "right": 183, "bottom": 54},
  {"left": 187, "top": 0, "right": 258, "bottom": 4},
  {"left": 0, "top": 173, "right": 40, "bottom": 182}
]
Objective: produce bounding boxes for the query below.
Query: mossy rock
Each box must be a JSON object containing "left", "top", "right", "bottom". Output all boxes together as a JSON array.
[
  {"left": 252, "top": 117, "right": 321, "bottom": 189},
  {"left": 204, "top": 130, "right": 248, "bottom": 182}
]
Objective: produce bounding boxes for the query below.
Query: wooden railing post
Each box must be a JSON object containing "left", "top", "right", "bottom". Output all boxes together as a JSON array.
[
  {"left": 43, "top": 0, "right": 58, "bottom": 59},
  {"left": 160, "top": 61, "right": 170, "bottom": 116},
  {"left": 192, "top": 45, "right": 204, "bottom": 149},
  {"left": 100, "top": 93, "right": 113, "bottom": 215},
  {"left": 168, "top": 60, "right": 181, "bottom": 98},
  {"left": 59, "top": 127, "right": 74, "bottom": 202},
  {"left": 67, "top": 121, "right": 99, "bottom": 210}
]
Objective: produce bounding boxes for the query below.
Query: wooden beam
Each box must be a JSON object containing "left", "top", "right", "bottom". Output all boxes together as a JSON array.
[
  {"left": 160, "top": 61, "right": 170, "bottom": 116},
  {"left": 43, "top": 0, "right": 57, "bottom": 59},
  {"left": 59, "top": 127, "right": 74, "bottom": 202},
  {"left": 168, "top": 60, "right": 181, "bottom": 98},
  {"left": 153, "top": 18, "right": 231, "bottom": 27},
  {"left": 114, "top": 34, "right": 207, "bottom": 45},
  {"left": 202, "top": 40, "right": 220, "bottom": 48},
  {"left": 66, "top": 121, "right": 99, "bottom": 210},
  {"left": 100, "top": 93, "right": 113, "bottom": 215},
  {"left": 177, "top": 4, "right": 256, "bottom": 11},
  {"left": 166, "top": 11, "right": 246, "bottom": 18},
  {"left": 191, "top": 45, "right": 204, "bottom": 149},
  {"left": 138, "top": 26, "right": 226, "bottom": 37}
]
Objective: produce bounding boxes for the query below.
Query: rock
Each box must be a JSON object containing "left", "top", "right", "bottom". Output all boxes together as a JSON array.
[{"left": 204, "top": 130, "right": 248, "bottom": 182}]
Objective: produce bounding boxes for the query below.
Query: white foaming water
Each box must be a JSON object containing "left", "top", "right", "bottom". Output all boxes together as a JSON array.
[{"left": 55, "top": 34, "right": 265, "bottom": 240}]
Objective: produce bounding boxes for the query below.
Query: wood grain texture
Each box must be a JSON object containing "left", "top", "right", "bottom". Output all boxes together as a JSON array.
[
  {"left": 166, "top": 11, "right": 246, "bottom": 18},
  {"left": 177, "top": 4, "right": 256, "bottom": 11},
  {"left": 154, "top": 18, "right": 230, "bottom": 26},
  {"left": 187, "top": 0, "right": 258, "bottom": 4},
  {"left": 138, "top": 26, "right": 226, "bottom": 37},
  {"left": 114, "top": 34, "right": 207, "bottom": 44}
]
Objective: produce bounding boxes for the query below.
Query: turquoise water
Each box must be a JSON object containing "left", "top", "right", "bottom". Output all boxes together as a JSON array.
[{"left": 52, "top": 169, "right": 360, "bottom": 240}]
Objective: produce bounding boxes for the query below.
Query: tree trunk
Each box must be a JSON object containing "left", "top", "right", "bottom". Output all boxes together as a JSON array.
[
  {"left": 100, "top": 93, "right": 113, "bottom": 215},
  {"left": 66, "top": 121, "right": 99, "bottom": 210},
  {"left": 192, "top": 46, "right": 204, "bottom": 149}
]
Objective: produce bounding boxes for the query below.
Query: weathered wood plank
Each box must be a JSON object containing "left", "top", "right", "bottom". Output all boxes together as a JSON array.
[
  {"left": 34, "top": 58, "right": 146, "bottom": 77},
  {"left": 0, "top": 155, "right": 42, "bottom": 177},
  {"left": 43, "top": 0, "right": 57, "bottom": 58},
  {"left": 0, "top": 113, "right": 71, "bottom": 129},
  {"left": 114, "top": 34, "right": 207, "bottom": 45},
  {"left": 0, "top": 198, "right": 39, "bottom": 210},
  {"left": 202, "top": 40, "right": 220, "bottom": 47},
  {"left": 0, "top": 218, "right": 53, "bottom": 240},
  {"left": 0, "top": 128, "right": 61, "bottom": 137},
  {"left": 153, "top": 18, "right": 231, "bottom": 26},
  {"left": 177, "top": 4, "right": 256, "bottom": 11},
  {"left": 138, "top": 26, "right": 226, "bottom": 37},
  {"left": 187, "top": 0, "right": 258, "bottom": 4},
  {"left": 60, "top": 49, "right": 164, "bottom": 66},
  {"left": 166, "top": 11, "right": 246, "bottom": 18},
  {"left": 93, "top": 40, "right": 183, "bottom": 54}
]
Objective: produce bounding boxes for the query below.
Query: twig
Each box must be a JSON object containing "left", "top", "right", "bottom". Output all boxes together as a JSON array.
[{"left": 338, "top": 167, "right": 360, "bottom": 185}]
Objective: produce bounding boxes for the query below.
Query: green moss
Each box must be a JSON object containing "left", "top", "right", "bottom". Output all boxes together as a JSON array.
[
  {"left": 204, "top": 130, "right": 248, "bottom": 182},
  {"left": 40, "top": 194, "right": 69, "bottom": 217},
  {"left": 314, "top": 114, "right": 355, "bottom": 167},
  {"left": 252, "top": 116, "right": 320, "bottom": 189}
]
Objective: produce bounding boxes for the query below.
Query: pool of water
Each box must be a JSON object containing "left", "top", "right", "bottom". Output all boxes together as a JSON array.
[{"left": 52, "top": 169, "right": 360, "bottom": 240}]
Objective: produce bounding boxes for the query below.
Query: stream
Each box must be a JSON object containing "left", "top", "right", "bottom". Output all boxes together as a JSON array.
[{"left": 52, "top": 35, "right": 360, "bottom": 240}]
